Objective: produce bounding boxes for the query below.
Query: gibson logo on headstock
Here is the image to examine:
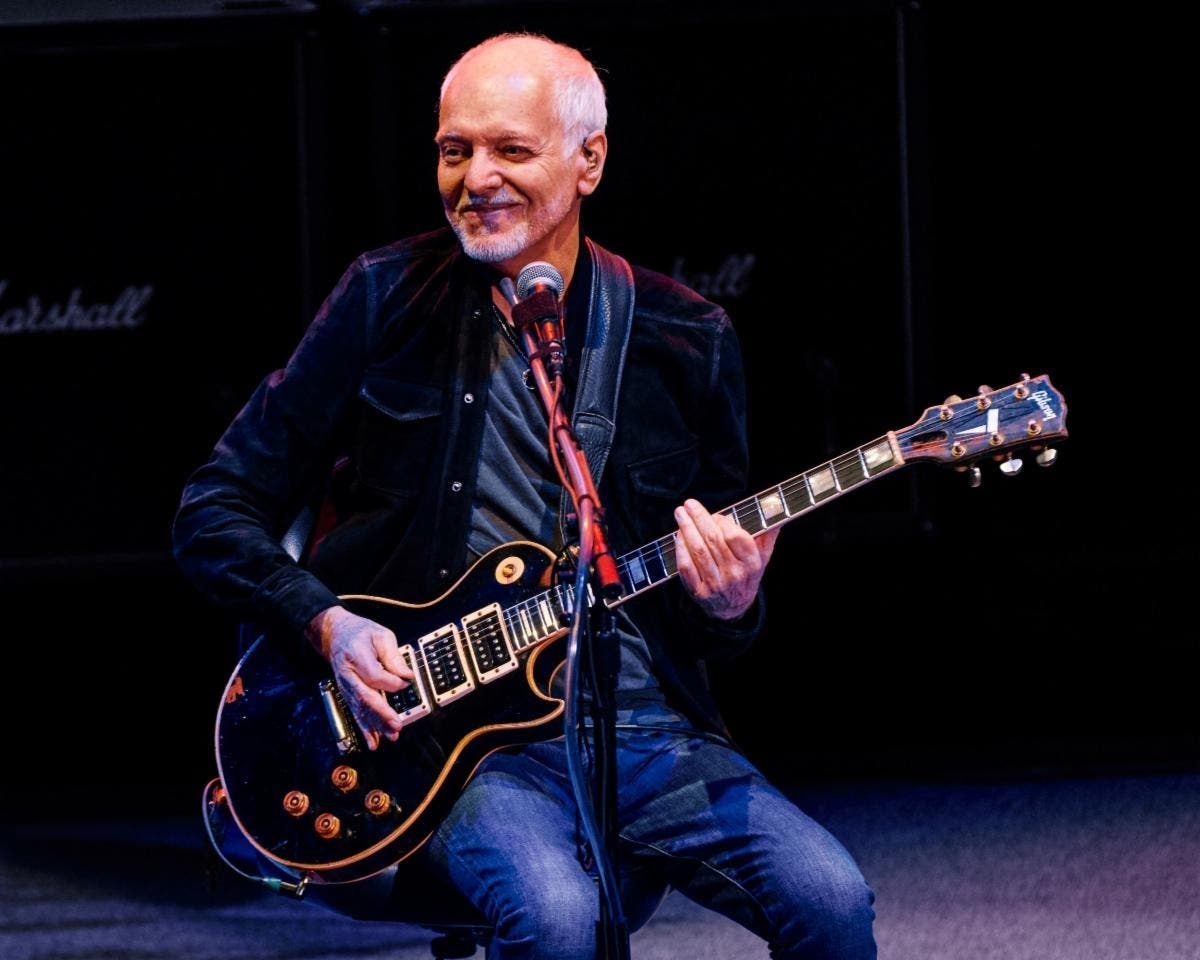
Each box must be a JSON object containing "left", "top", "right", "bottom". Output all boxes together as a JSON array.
[
  {"left": 0, "top": 278, "right": 154, "bottom": 336},
  {"left": 1032, "top": 389, "right": 1059, "bottom": 421}
]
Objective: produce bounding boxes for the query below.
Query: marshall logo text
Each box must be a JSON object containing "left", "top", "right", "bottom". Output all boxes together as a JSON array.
[
  {"left": 670, "top": 253, "right": 755, "bottom": 300},
  {"left": 0, "top": 279, "right": 154, "bottom": 335}
]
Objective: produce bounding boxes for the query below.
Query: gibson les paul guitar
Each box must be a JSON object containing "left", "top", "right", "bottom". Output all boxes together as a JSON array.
[{"left": 213, "top": 373, "right": 1068, "bottom": 884}]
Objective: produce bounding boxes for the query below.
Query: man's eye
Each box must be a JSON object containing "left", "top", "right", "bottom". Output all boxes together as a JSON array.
[
  {"left": 500, "top": 145, "right": 531, "bottom": 159},
  {"left": 440, "top": 145, "right": 466, "bottom": 162}
]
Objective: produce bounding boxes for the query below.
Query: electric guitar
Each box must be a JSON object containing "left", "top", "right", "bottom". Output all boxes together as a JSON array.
[{"left": 213, "top": 373, "right": 1068, "bottom": 884}]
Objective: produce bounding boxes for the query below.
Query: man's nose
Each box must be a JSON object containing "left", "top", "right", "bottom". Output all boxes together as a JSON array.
[{"left": 463, "top": 150, "right": 501, "bottom": 195}]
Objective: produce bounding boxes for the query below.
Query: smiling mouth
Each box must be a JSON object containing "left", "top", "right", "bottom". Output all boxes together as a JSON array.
[{"left": 460, "top": 202, "right": 518, "bottom": 216}]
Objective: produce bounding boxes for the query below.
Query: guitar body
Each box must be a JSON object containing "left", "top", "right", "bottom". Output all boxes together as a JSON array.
[{"left": 216, "top": 541, "right": 567, "bottom": 884}]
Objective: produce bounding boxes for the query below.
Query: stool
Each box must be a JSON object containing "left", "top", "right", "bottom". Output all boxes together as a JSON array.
[
  {"left": 299, "top": 853, "right": 670, "bottom": 958},
  {"left": 205, "top": 782, "right": 667, "bottom": 958}
]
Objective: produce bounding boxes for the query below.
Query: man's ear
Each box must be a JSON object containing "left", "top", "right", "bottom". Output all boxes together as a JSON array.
[{"left": 577, "top": 130, "right": 607, "bottom": 196}]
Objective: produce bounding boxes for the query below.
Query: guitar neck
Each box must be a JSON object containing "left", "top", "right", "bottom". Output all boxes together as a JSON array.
[
  {"left": 482, "top": 372, "right": 1070, "bottom": 661},
  {"left": 612, "top": 433, "right": 903, "bottom": 603}
]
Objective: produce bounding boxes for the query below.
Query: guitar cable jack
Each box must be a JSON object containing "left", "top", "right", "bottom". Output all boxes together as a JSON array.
[{"left": 201, "top": 777, "right": 311, "bottom": 900}]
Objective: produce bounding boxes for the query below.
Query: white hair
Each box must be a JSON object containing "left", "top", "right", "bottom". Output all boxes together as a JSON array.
[{"left": 441, "top": 33, "right": 607, "bottom": 150}]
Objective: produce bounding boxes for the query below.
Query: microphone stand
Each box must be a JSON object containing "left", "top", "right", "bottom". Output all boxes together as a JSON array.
[{"left": 509, "top": 283, "right": 629, "bottom": 960}]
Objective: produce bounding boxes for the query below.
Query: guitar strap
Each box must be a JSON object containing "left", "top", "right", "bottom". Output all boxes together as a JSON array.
[{"left": 556, "top": 237, "right": 636, "bottom": 545}]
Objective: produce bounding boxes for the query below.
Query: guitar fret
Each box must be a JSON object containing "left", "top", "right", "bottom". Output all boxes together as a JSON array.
[
  {"left": 862, "top": 438, "right": 896, "bottom": 474},
  {"left": 626, "top": 551, "right": 648, "bottom": 590},
  {"left": 782, "top": 476, "right": 813, "bottom": 514},
  {"left": 660, "top": 537, "right": 677, "bottom": 577},
  {"left": 726, "top": 501, "right": 758, "bottom": 536},
  {"left": 833, "top": 453, "right": 864, "bottom": 491},
  {"left": 807, "top": 466, "right": 837, "bottom": 501},
  {"left": 759, "top": 485, "right": 789, "bottom": 525},
  {"left": 518, "top": 606, "right": 534, "bottom": 644},
  {"left": 538, "top": 598, "right": 555, "bottom": 633},
  {"left": 646, "top": 542, "right": 669, "bottom": 582},
  {"left": 505, "top": 609, "right": 527, "bottom": 649}
]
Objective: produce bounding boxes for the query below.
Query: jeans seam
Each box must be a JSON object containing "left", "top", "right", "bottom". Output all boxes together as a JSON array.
[{"left": 617, "top": 833, "right": 773, "bottom": 935}]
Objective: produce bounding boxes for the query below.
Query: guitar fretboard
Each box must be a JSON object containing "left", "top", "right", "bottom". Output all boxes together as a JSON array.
[
  {"left": 494, "top": 433, "right": 902, "bottom": 649},
  {"left": 613, "top": 433, "right": 901, "bottom": 601}
]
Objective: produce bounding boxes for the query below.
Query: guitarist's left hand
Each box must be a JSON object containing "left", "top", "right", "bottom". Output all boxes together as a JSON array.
[{"left": 673, "top": 498, "right": 779, "bottom": 621}]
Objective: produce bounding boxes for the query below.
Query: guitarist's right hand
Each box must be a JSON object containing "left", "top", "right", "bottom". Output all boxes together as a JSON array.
[{"left": 306, "top": 605, "right": 415, "bottom": 751}]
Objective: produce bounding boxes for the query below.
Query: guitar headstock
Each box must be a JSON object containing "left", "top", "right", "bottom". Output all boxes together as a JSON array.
[{"left": 895, "top": 373, "right": 1068, "bottom": 480}]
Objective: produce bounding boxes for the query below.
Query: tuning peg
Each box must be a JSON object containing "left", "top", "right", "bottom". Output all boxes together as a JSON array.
[
  {"left": 943, "top": 393, "right": 963, "bottom": 404},
  {"left": 977, "top": 384, "right": 993, "bottom": 395},
  {"left": 1036, "top": 448, "right": 1058, "bottom": 467},
  {"left": 967, "top": 465, "right": 982, "bottom": 488},
  {"left": 998, "top": 454, "right": 1023, "bottom": 477}
]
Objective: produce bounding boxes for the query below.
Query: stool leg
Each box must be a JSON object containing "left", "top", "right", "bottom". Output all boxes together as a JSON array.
[{"left": 429, "top": 930, "right": 479, "bottom": 959}]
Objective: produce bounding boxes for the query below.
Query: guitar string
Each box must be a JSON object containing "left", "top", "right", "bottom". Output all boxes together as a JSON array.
[
  {"left": 386, "top": 462, "right": 827, "bottom": 709},
  {"left": 386, "top": 400, "right": 1059, "bottom": 707},
  {"left": 388, "top": 448, "right": 870, "bottom": 702}
]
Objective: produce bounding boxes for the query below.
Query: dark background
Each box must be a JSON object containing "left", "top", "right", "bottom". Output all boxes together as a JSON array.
[{"left": 0, "top": 0, "right": 1188, "bottom": 819}]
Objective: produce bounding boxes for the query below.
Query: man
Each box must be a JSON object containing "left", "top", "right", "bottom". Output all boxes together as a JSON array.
[{"left": 174, "top": 32, "right": 877, "bottom": 959}]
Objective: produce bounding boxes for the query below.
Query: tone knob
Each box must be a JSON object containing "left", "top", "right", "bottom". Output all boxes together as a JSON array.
[
  {"left": 282, "top": 791, "right": 310, "bottom": 817},
  {"left": 314, "top": 812, "right": 342, "bottom": 839},
  {"left": 331, "top": 765, "right": 359, "bottom": 792},
  {"left": 365, "top": 789, "right": 395, "bottom": 816}
]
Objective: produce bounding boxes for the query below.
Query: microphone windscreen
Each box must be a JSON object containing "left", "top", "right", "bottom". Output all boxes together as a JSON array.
[{"left": 516, "top": 261, "right": 564, "bottom": 299}]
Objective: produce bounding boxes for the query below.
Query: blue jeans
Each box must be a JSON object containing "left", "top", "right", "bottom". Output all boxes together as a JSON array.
[{"left": 419, "top": 730, "right": 877, "bottom": 959}]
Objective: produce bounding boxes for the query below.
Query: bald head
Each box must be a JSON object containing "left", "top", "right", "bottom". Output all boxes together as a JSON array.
[{"left": 441, "top": 33, "right": 607, "bottom": 150}]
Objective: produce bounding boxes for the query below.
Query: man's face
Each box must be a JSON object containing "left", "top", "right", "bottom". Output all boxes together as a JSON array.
[{"left": 436, "top": 52, "right": 583, "bottom": 271}]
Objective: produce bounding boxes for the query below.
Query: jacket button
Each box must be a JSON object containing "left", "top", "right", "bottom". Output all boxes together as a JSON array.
[
  {"left": 450, "top": 481, "right": 463, "bottom": 492},
  {"left": 463, "top": 392, "right": 474, "bottom": 404},
  {"left": 438, "top": 568, "right": 449, "bottom": 578}
]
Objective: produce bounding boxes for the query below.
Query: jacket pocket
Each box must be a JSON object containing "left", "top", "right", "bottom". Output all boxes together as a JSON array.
[
  {"left": 354, "top": 375, "right": 445, "bottom": 497},
  {"left": 627, "top": 440, "right": 699, "bottom": 500}
]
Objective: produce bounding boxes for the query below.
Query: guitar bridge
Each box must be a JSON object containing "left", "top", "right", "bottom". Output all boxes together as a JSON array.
[{"left": 318, "top": 679, "right": 359, "bottom": 755}]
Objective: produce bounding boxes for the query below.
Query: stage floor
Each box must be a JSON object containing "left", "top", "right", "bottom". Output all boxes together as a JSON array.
[{"left": 3, "top": 772, "right": 1197, "bottom": 960}]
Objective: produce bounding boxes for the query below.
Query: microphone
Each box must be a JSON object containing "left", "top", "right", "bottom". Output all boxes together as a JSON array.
[{"left": 512, "top": 261, "right": 566, "bottom": 379}]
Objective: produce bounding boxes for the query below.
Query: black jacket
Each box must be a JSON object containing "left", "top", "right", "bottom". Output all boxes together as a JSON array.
[{"left": 172, "top": 227, "right": 765, "bottom": 737}]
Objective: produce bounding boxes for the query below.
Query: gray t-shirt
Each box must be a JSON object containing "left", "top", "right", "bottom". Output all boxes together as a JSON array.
[{"left": 467, "top": 321, "right": 690, "bottom": 728}]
